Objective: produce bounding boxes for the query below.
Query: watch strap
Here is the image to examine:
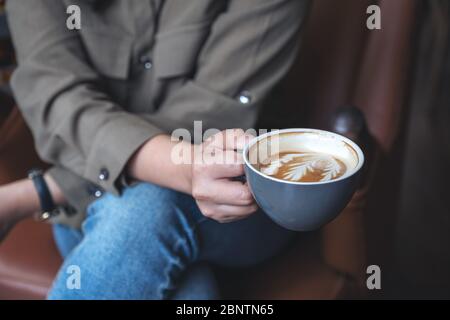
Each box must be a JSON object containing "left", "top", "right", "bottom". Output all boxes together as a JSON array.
[{"left": 28, "top": 169, "right": 57, "bottom": 221}]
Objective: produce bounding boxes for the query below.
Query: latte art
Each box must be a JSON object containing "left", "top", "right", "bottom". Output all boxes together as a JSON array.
[{"left": 259, "top": 152, "right": 347, "bottom": 182}]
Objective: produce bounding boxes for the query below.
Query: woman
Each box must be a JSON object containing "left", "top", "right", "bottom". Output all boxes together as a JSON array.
[{"left": 1, "top": 0, "right": 310, "bottom": 299}]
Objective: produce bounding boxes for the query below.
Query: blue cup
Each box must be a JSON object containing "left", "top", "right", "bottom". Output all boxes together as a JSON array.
[{"left": 243, "top": 129, "right": 364, "bottom": 231}]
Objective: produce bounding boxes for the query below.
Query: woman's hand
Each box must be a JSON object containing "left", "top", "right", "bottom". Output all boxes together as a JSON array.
[
  {"left": 128, "top": 129, "right": 258, "bottom": 223},
  {"left": 0, "top": 179, "right": 36, "bottom": 242},
  {"left": 191, "top": 129, "right": 258, "bottom": 223}
]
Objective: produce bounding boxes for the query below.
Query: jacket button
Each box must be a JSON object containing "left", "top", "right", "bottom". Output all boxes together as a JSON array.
[
  {"left": 87, "top": 184, "right": 104, "bottom": 198},
  {"left": 94, "top": 189, "right": 103, "bottom": 198},
  {"left": 98, "top": 168, "right": 109, "bottom": 181},
  {"left": 139, "top": 56, "right": 153, "bottom": 70},
  {"left": 238, "top": 91, "right": 252, "bottom": 105}
]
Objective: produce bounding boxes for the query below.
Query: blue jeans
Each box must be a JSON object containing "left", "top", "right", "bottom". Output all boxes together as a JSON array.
[{"left": 48, "top": 183, "right": 294, "bottom": 299}]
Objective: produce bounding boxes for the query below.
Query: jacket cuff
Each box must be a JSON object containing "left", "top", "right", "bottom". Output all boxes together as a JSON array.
[
  {"left": 84, "top": 115, "right": 163, "bottom": 195},
  {"left": 46, "top": 166, "right": 93, "bottom": 228}
]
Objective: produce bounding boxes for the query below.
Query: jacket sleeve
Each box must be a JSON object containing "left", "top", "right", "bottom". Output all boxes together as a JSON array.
[
  {"left": 154, "top": 0, "right": 310, "bottom": 132},
  {"left": 7, "top": 0, "right": 309, "bottom": 210},
  {"left": 7, "top": 0, "right": 164, "bottom": 196}
]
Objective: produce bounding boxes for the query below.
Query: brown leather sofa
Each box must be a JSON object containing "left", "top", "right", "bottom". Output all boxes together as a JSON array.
[{"left": 0, "top": 0, "right": 417, "bottom": 299}]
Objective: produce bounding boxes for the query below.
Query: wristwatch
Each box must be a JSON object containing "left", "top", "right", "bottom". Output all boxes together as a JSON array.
[{"left": 28, "top": 169, "right": 58, "bottom": 222}]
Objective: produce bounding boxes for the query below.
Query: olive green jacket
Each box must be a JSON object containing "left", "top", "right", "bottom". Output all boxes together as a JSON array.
[{"left": 7, "top": 0, "right": 309, "bottom": 228}]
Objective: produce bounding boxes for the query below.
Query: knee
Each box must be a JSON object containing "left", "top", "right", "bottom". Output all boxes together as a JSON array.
[{"left": 83, "top": 183, "right": 196, "bottom": 238}]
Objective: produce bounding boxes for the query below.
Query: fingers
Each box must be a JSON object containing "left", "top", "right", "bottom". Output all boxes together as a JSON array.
[
  {"left": 199, "top": 148, "right": 244, "bottom": 166},
  {"left": 196, "top": 150, "right": 245, "bottom": 179},
  {"left": 192, "top": 179, "right": 254, "bottom": 206},
  {"left": 191, "top": 129, "right": 258, "bottom": 223},
  {"left": 206, "top": 129, "right": 255, "bottom": 151},
  {"left": 197, "top": 201, "right": 259, "bottom": 223}
]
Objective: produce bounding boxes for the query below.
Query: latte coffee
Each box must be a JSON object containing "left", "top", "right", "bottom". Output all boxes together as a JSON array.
[
  {"left": 243, "top": 129, "right": 364, "bottom": 231},
  {"left": 248, "top": 131, "right": 359, "bottom": 184},
  {"left": 258, "top": 151, "right": 347, "bottom": 183}
]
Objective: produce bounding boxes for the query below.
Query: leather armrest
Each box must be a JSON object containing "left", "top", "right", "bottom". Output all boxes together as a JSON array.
[{"left": 320, "top": 0, "right": 417, "bottom": 288}]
